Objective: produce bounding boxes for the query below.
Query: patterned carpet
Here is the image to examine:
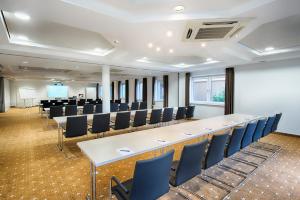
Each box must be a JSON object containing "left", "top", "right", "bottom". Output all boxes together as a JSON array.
[{"left": 0, "top": 108, "right": 299, "bottom": 200}]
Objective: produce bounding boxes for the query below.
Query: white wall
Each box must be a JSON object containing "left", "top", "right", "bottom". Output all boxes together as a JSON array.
[
  {"left": 235, "top": 58, "right": 300, "bottom": 135},
  {"left": 178, "top": 73, "right": 186, "bottom": 107},
  {"left": 168, "top": 73, "right": 179, "bottom": 108},
  {"left": 3, "top": 78, "right": 10, "bottom": 112}
]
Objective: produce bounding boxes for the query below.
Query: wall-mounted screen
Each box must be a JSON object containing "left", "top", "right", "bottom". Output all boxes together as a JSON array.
[{"left": 47, "top": 85, "right": 68, "bottom": 98}]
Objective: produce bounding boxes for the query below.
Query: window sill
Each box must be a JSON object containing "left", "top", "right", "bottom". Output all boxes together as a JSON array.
[{"left": 190, "top": 101, "right": 224, "bottom": 107}]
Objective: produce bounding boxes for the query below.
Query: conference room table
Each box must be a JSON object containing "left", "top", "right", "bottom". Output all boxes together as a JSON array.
[{"left": 76, "top": 113, "right": 261, "bottom": 200}]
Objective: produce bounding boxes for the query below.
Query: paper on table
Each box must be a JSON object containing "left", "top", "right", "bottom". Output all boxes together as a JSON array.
[
  {"left": 155, "top": 139, "right": 169, "bottom": 145},
  {"left": 116, "top": 147, "right": 134, "bottom": 155},
  {"left": 183, "top": 132, "right": 194, "bottom": 137}
]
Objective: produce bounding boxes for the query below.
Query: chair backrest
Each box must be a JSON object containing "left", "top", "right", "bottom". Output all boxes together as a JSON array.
[
  {"left": 110, "top": 103, "right": 119, "bottom": 112},
  {"left": 262, "top": 115, "right": 276, "bottom": 137},
  {"left": 241, "top": 121, "right": 258, "bottom": 149},
  {"left": 131, "top": 102, "right": 139, "bottom": 111},
  {"left": 225, "top": 127, "right": 246, "bottom": 157},
  {"left": 133, "top": 110, "right": 148, "bottom": 127},
  {"left": 41, "top": 100, "right": 48, "bottom": 104},
  {"left": 204, "top": 132, "right": 229, "bottom": 169},
  {"left": 95, "top": 104, "right": 103, "bottom": 113},
  {"left": 186, "top": 106, "right": 195, "bottom": 119},
  {"left": 83, "top": 104, "right": 94, "bottom": 114},
  {"left": 175, "top": 107, "right": 186, "bottom": 120},
  {"left": 173, "top": 139, "right": 208, "bottom": 186},
  {"left": 42, "top": 102, "right": 52, "bottom": 109},
  {"left": 50, "top": 100, "right": 57, "bottom": 104},
  {"left": 77, "top": 100, "right": 85, "bottom": 106},
  {"left": 55, "top": 102, "right": 63, "bottom": 106},
  {"left": 130, "top": 150, "right": 174, "bottom": 200},
  {"left": 149, "top": 109, "right": 162, "bottom": 124},
  {"left": 139, "top": 101, "right": 147, "bottom": 110},
  {"left": 115, "top": 99, "right": 121, "bottom": 104},
  {"left": 162, "top": 108, "right": 174, "bottom": 122},
  {"left": 119, "top": 103, "right": 129, "bottom": 111},
  {"left": 49, "top": 106, "right": 63, "bottom": 119},
  {"left": 86, "top": 99, "right": 93, "bottom": 103},
  {"left": 271, "top": 113, "right": 282, "bottom": 132},
  {"left": 65, "top": 105, "right": 77, "bottom": 116},
  {"left": 252, "top": 119, "right": 267, "bottom": 142},
  {"left": 65, "top": 116, "right": 87, "bottom": 138},
  {"left": 115, "top": 112, "right": 131, "bottom": 130},
  {"left": 91, "top": 113, "right": 110, "bottom": 133},
  {"left": 68, "top": 100, "right": 76, "bottom": 105}
]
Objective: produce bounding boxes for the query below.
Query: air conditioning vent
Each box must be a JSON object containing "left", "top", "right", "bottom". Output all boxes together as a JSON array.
[{"left": 183, "top": 19, "right": 250, "bottom": 41}]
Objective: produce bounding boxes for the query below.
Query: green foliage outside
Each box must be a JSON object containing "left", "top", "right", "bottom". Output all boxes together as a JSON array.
[{"left": 212, "top": 90, "right": 225, "bottom": 102}]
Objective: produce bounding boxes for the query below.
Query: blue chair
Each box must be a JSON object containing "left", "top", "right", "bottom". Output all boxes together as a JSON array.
[
  {"left": 49, "top": 106, "right": 63, "bottom": 119},
  {"left": 88, "top": 113, "right": 110, "bottom": 138},
  {"left": 175, "top": 107, "right": 186, "bottom": 120},
  {"left": 204, "top": 133, "right": 229, "bottom": 169},
  {"left": 170, "top": 139, "right": 208, "bottom": 186},
  {"left": 149, "top": 109, "right": 162, "bottom": 125},
  {"left": 133, "top": 110, "right": 148, "bottom": 128},
  {"left": 262, "top": 115, "right": 276, "bottom": 137},
  {"left": 252, "top": 119, "right": 267, "bottom": 142},
  {"left": 241, "top": 121, "right": 258, "bottom": 149},
  {"left": 185, "top": 106, "right": 195, "bottom": 119},
  {"left": 119, "top": 103, "right": 129, "bottom": 111},
  {"left": 110, "top": 103, "right": 119, "bottom": 112},
  {"left": 162, "top": 108, "right": 174, "bottom": 123},
  {"left": 271, "top": 113, "right": 282, "bottom": 132},
  {"left": 139, "top": 102, "right": 147, "bottom": 110},
  {"left": 95, "top": 104, "right": 102, "bottom": 113},
  {"left": 225, "top": 127, "right": 246, "bottom": 157},
  {"left": 83, "top": 104, "right": 94, "bottom": 114},
  {"left": 131, "top": 102, "right": 139, "bottom": 111},
  {"left": 113, "top": 112, "right": 131, "bottom": 130},
  {"left": 111, "top": 150, "right": 174, "bottom": 200},
  {"left": 65, "top": 105, "right": 77, "bottom": 116}
]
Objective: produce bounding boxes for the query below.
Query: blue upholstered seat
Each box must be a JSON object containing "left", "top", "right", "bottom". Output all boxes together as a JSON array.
[
  {"left": 252, "top": 119, "right": 267, "bottom": 142},
  {"left": 262, "top": 115, "right": 276, "bottom": 137},
  {"left": 225, "top": 127, "right": 246, "bottom": 157},
  {"left": 241, "top": 121, "right": 258, "bottom": 149}
]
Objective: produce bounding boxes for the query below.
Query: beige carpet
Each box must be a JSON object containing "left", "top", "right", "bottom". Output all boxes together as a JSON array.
[{"left": 0, "top": 107, "right": 299, "bottom": 200}]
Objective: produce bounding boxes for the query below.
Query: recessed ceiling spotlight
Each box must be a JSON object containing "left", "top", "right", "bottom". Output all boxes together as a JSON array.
[
  {"left": 206, "top": 58, "right": 213, "bottom": 62},
  {"left": 113, "top": 40, "right": 119, "bottom": 44},
  {"left": 174, "top": 5, "right": 185, "bottom": 12},
  {"left": 156, "top": 47, "right": 161, "bottom": 52},
  {"left": 14, "top": 12, "right": 31, "bottom": 21},
  {"left": 166, "top": 31, "right": 173, "bottom": 37},
  {"left": 17, "top": 35, "right": 29, "bottom": 41},
  {"left": 201, "top": 43, "right": 206, "bottom": 47},
  {"left": 148, "top": 43, "right": 153, "bottom": 48},
  {"left": 169, "top": 49, "right": 174, "bottom": 53},
  {"left": 265, "top": 47, "right": 274, "bottom": 51}
]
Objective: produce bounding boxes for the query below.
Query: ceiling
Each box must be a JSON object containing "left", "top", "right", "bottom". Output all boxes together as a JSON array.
[{"left": 0, "top": 0, "right": 300, "bottom": 81}]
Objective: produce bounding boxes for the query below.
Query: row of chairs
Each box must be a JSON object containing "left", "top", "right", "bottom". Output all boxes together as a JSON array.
[
  {"left": 110, "top": 113, "right": 282, "bottom": 199},
  {"left": 58, "top": 106, "right": 195, "bottom": 150}
]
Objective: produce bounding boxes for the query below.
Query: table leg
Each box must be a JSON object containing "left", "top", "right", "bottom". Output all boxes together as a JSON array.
[{"left": 89, "top": 162, "right": 97, "bottom": 200}]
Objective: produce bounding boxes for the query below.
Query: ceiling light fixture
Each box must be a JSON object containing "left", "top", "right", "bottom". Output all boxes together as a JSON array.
[
  {"left": 156, "top": 47, "right": 161, "bottom": 52},
  {"left": 148, "top": 43, "right": 153, "bottom": 48},
  {"left": 169, "top": 49, "right": 174, "bottom": 53},
  {"left": 166, "top": 31, "right": 173, "bottom": 37},
  {"left": 265, "top": 47, "right": 274, "bottom": 51},
  {"left": 174, "top": 5, "right": 185, "bottom": 12},
  {"left": 113, "top": 40, "right": 119, "bottom": 44},
  {"left": 14, "top": 12, "right": 31, "bottom": 21},
  {"left": 201, "top": 43, "right": 206, "bottom": 47}
]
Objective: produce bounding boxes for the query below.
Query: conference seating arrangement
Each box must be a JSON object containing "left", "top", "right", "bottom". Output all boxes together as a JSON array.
[
  {"left": 132, "top": 110, "right": 148, "bottom": 128},
  {"left": 112, "top": 111, "right": 131, "bottom": 130},
  {"left": 88, "top": 113, "right": 110, "bottom": 138},
  {"left": 49, "top": 106, "right": 63, "bottom": 119},
  {"left": 95, "top": 104, "right": 103, "bottom": 113},
  {"left": 174, "top": 106, "right": 186, "bottom": 120},
  {"left": 119, "top": 103, "right": 129, "bottom": 111},
  {"left": 161, "top": 107, "right": 174, "bottom": 125},
  {"left": 139, "top": 101, "right": 147, "bottom": 110},
  {"left": 185, "top": 105, "right": 195, "bottom": 119},
  {"left": 130, "top": 102, "right": 139, "bottom": 110},
  {"left": 83, "top": 104, "right": 94, "bottom": 114},
  {"left": 148, "top": 108, "right": 162, "bottom": 126},
  {"left": 65, "top": 105, "right": 77, "bottom": 116},
  {"left": 110, "top": 103, "right": 119, "bottom": 112}
]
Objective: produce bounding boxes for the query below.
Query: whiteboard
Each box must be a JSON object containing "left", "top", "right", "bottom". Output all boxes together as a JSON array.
[
  {"left": 86, "top": 87, "right": 96, "bottom": 99},
  {"left": 19, "top": 88, "right": 37, "bottom": 99},
  {"left": 47, "top": 85, "right": 68, "bottom": 98}
]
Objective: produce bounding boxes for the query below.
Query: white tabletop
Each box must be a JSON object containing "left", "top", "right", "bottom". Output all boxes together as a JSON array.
[
  {"left": 77, "top": 114, "right": 261, "bottom": 167},
  {"left": 44, "top": 106, "right": 84, "bottom": 112}
]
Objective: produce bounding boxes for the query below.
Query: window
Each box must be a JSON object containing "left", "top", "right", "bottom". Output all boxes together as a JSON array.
[
  {"left": 119, "top": 82, "right": 126, "bottom": 99},
  {"left": 154, "top": 79, "right": 164, "bottom": 101},
  {"left": 191, "top": 75, "right": 225, "bottom": 105},
  {"left": 136, "top": 80, "right": 143, "bottom": 102},
  {"left": 99, "top": 85, "right": 103, "bottom": 98}
]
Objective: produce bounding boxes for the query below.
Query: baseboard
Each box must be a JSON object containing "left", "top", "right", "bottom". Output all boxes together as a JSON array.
[{"left": 274, "top": 132, "right": 300, "bottom": 138}]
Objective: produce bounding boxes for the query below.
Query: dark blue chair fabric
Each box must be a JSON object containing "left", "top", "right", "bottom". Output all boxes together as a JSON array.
[
  {"left": 162, "top": 108, "right": 173, "bottom": 123},
  {"left": 139, "top": 102, "right": 147, "bottom": 110},
  {"left": 186, "top": 106, "right": 195, "bottom": 119},
  {"left": 64, "top": 116, "right": 87, "bottom": 138},
  {"left": 241, "top": 121, "right": 258, "bottom": 149},
  {"left": 89, "top": 113, "right": 110, "bottom": 133},
  {"left": 262, "top": 115, "right": 276, "bottom": 137},
  {"left": 112, "top": 150, "right": 174, "bottom": 200},
  {"left": 131, "top": 102, "right": 139, "bottom": 111},
  {"left": 65, "top": 105, "right": 77, "bottom": 116},
  {"left": 83, "top": 104, "right": 94, "bottom": 114},
  {"left": 271, "top": 113, "right": 282, "bottom": 132},
  {"left": 68, "top": 100, "right": 76, "bottom": 105},
  {"left": 175, "top": 107, "right": 186, "bottom": 120},
  {"left": 204, "top": 133, "right": 229, "bottom": 169},
  {"left": 42, "top": 102, "right": 52, "bottom": 111},
  {"left": 49, "top": 106, "right": 63, "bottom": 119},
  {"left": 225, "top": 127, "right": 245, "bottom": 157},
  {"left": 170, "top": 139, "right": 208, "bottom": 186},
  {"left": 40, "top": 100, "right": 49, "bottom": 104},
  {"left": 95, "top": 104, "right": 103, "bottom": 113},
  {"left": 55, "top": 102, "right": 63, "bottom": 106},
  {"left": 77, "top": 99, "right": 85, "bottom": 106},
  {"left": 110, "top": 103, "right": 119, "bottom": 112},
  {"left": 114, "top": 112, "right": 131, "bottom": 130},
  {"left": 252, "top": 119, "right": 267, "bottom": 142},
  {"left": 119, "top": 103, "right": 129, "bottom": 111},
  {"left": 133, "top": 110, "right": 148, "bottom": 127},
  {"left": 149, "top": 109, "right": 162, "bottom": 124}
]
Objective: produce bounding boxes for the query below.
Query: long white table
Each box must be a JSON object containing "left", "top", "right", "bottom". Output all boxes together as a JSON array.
[{"left": 77, "top": 114, "right": 261, "bottom": 200}]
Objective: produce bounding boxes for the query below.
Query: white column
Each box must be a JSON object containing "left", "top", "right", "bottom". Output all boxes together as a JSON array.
[{"left": 102, "top": 65, "right": 110, "bottom": 113}]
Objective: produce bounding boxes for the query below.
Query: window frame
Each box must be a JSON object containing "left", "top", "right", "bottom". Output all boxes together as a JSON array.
[
  {"left": 119, "top": 82, "right": 126, "bottom": 99},
  {"left": 190, "top": 74, "right": 225, "bottom": 106},
  {"left": 154, "top": 79, "right": 164, "bottom": 102},
  {"left": 135, "top": 79, "right": 143, "bottom": 102}
]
